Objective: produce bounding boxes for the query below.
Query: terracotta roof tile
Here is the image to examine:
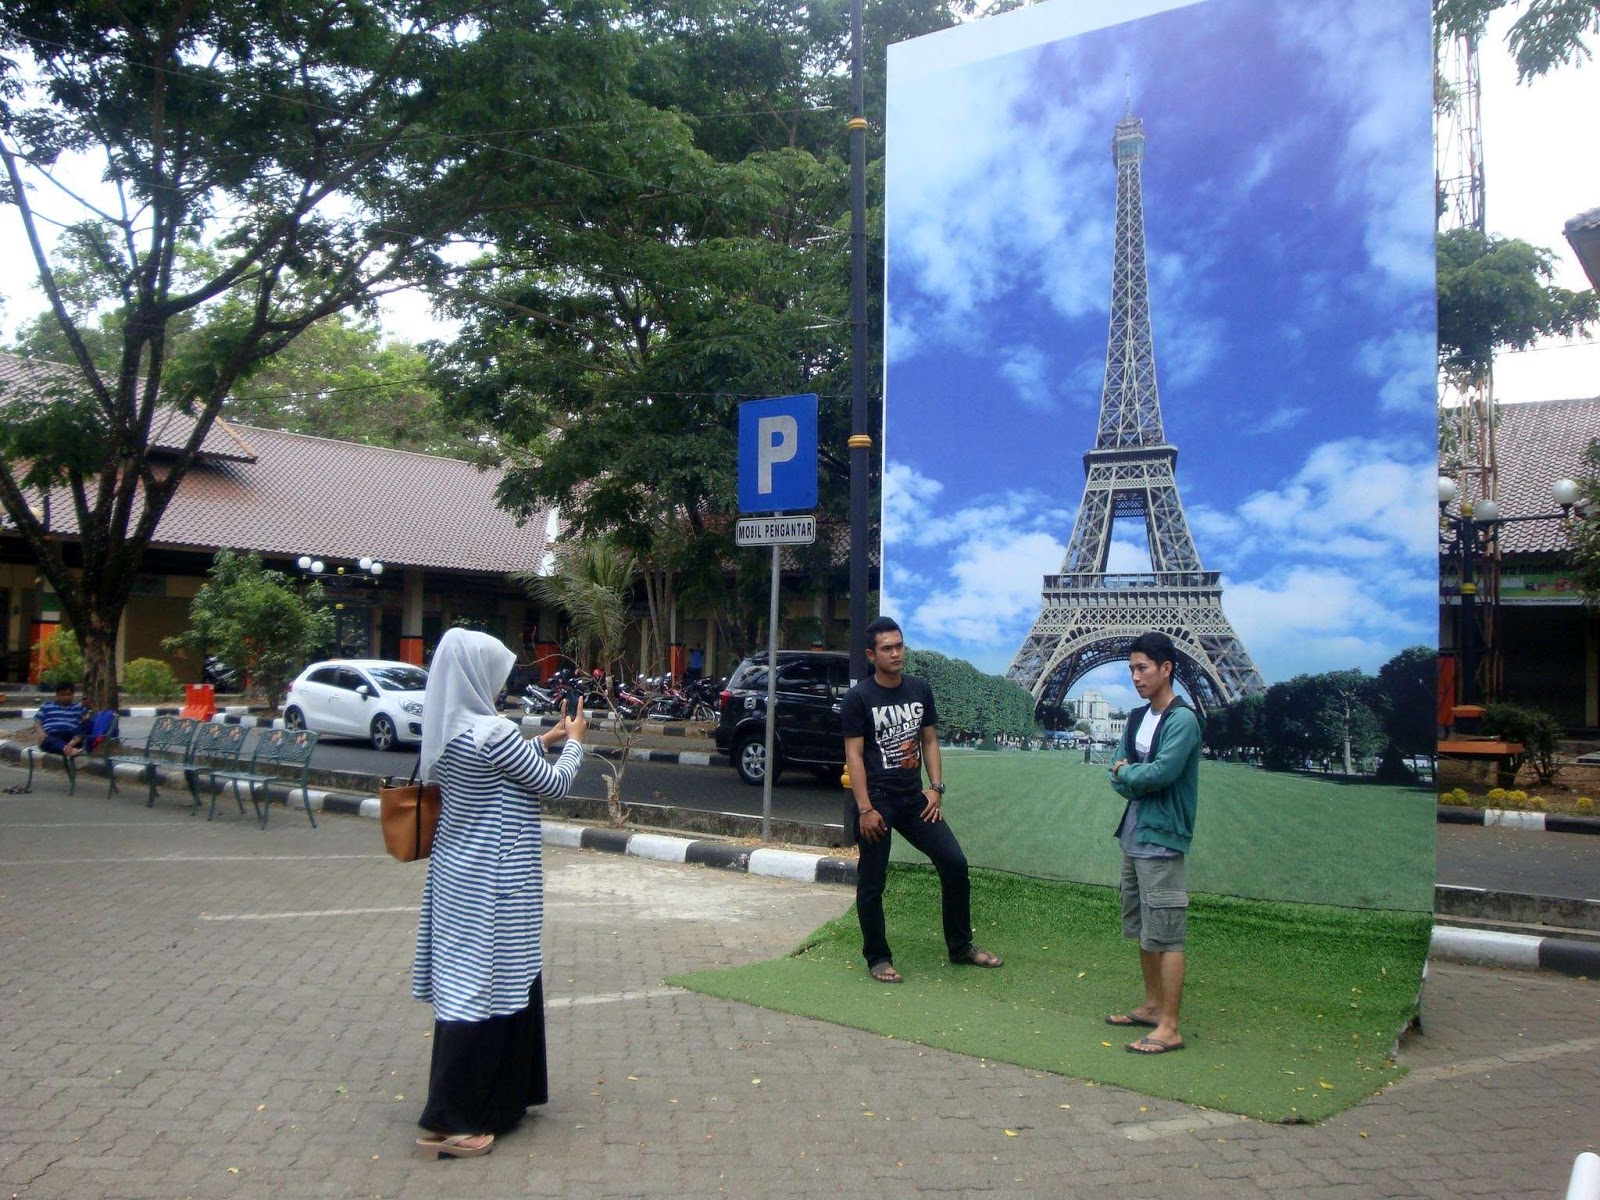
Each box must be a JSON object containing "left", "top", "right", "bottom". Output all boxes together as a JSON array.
[
  {"left": 1493, "top": 396, "right": 1600, "bottom": 554},
  {"left": 1, "top": 353, "right": 554, "bottom": 576},
  {"left": 0, "top": 353, "right": 256, "bottom": 463}
]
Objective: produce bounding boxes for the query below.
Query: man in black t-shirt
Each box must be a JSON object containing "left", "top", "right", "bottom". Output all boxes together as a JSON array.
[{"left": 841, "top": 617, "right": 1003, "bottom": 983}]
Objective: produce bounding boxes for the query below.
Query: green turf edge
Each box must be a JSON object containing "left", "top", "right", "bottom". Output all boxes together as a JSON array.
[{"left": 669, "top": 867, "right": 1431, "bottom": 1124}]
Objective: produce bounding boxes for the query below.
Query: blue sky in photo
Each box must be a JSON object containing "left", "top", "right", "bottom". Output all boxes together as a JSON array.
[{"left": 882, "top": 0, "right": 1437, "bottom": 710}]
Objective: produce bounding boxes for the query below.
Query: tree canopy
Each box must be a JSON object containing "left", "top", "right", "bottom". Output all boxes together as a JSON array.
[
  {"left": 1435, "top": 0, "right": 1599, "bottom": 81},
  {"left": 0, "top": 0, "right": 631, "bottom": 703},
  {"left": 430, "top": 0, "right": 976, "bottom": 657},
  {"left": 1437, "top": 228, "right": 1600, "bottom": 378}
]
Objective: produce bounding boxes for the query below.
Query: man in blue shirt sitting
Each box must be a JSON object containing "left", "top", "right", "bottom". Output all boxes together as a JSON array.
[{"left": 34, "top": 681, "right": 94, "bottom": 758}]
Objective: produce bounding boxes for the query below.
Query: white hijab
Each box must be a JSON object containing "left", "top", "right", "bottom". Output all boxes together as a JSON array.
[{"left": 419, "top": 628, "right": 518, "bottom": 782}]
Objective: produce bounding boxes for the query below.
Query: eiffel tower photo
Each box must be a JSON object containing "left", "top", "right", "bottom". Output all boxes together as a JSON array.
[{"left": 1007, "top": 108, "right": 1266, "bottom": 716}]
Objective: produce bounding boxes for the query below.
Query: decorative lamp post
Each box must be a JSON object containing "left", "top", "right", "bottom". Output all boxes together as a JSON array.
[
  {"left": 1438, "top": 477, "right": 1580, "bottom": 707},
  {"left": 295, "top": 555, "right": 387, "bottom": 655}
]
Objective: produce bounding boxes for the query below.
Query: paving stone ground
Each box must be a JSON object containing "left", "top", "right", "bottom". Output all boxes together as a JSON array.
[{"left": 2, "top": 762, "right": 1598, "bottom": 1200}]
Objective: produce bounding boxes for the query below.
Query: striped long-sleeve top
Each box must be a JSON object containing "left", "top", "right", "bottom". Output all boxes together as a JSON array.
[{"left": 411, "top": 722, "right": 584, "bottom": 1022}]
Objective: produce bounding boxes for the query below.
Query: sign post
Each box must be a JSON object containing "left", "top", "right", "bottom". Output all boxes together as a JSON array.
[{"left": 738, "top": 394, "right": 818, "bottom": 840}]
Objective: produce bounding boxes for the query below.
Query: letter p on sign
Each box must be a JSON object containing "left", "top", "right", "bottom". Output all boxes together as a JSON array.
[
  {"left": 757, "top": 415, "right": 798, "bottom": 493},
  {"left": 738, "top": 394, "right": 817, "bottom": 514}
]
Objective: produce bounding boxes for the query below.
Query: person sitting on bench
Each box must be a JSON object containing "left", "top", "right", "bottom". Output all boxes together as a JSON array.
[{"left": 34, "top": 681, "right": 95, "bottom": 758}]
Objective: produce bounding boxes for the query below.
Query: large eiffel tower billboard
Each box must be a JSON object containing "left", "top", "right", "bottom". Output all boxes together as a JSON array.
[{"left": 883, "top": 0, "right": 1437, "bottom": 726}]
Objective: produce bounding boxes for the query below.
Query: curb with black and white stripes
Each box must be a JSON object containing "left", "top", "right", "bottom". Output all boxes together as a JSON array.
[
  {"left": 6, "top": 728, "right": 1599, "bottom": 977},
  {"left": 1438, "top": 805, "right": 1600, "bottom": 835}
]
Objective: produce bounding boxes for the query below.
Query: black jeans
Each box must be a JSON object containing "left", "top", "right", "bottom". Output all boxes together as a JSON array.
[{"left": 854, "top": 789, "right": 973, "bottom": 967}]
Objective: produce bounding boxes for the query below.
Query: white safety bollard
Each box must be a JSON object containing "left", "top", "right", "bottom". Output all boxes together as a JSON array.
[{"left": 1567, "top": 1152, "right": 1600, "bottom": 1200}]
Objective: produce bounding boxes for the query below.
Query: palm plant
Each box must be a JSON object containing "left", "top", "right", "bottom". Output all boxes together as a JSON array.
[{"left": 514, "top": 536, "right": 639, "bottom": 824}]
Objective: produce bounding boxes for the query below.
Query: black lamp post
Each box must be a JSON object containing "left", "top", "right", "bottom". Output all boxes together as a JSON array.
[{"left": 1438, "top": 476, "right": 1581, "bottom": 706}]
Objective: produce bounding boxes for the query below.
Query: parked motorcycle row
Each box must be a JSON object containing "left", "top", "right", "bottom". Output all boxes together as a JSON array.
[{"left": 504, "top": 667, "right": 722, "bottom": 723}]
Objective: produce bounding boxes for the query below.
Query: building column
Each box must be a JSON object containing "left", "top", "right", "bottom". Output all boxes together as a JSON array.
[{"left": 399, "top": 570, "right": 425, "bottom": 666}]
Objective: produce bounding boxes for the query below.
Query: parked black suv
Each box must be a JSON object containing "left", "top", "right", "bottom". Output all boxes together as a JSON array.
[{"left": 715, "top": 650, "right": 851, "bottom": 785}]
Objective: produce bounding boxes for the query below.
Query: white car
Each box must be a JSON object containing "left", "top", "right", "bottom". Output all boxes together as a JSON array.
[{"left": 282, "top": 659, "right": 428, "bottom": 751}]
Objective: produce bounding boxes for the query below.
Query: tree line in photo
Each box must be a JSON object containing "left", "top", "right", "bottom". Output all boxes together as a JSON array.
[{"left": 1204, "top": 646, "right": 1437, "bottom": 781}]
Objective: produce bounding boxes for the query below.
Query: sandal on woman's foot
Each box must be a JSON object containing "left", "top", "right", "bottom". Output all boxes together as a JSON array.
[
  {"left": 416, "top": 1132, "right": 495, "bottom": 1158},
  {"left": 869, "top": 961, "right": 903, "bottom": 984},
  {"left": 951, "top": 947, "right": 1003, "bottom": 968}
]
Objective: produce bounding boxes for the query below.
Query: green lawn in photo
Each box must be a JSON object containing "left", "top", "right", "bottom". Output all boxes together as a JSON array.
[
  {"left": 912, "top": 750, "right": 1434, "bottom": 911},
  {"left": 671, "top": 867, "right": 1431, "bottom": 1123}
]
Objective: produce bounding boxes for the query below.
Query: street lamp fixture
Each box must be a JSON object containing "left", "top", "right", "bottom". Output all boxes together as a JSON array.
[{"left": 1438, "top": 476, "right": 1581, "bottom": 707}]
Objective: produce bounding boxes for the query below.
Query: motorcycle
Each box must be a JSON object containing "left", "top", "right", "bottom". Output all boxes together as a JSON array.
[{"left": 518, "top": 680, "right": 560, "bottom": 715}]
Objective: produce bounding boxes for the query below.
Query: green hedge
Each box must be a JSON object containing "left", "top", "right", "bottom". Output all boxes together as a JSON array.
[{"left": 905, "top": 648, "right": 1037, "bottom": 740}]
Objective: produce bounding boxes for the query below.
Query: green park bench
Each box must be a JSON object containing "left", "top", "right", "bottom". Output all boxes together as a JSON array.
[
  {"left": 107, "top": 715, "right": 200, "bottom": 807},
  {"left": 208, "top": 727, "right": 320, "bottom": 829},
  {"left": 182, "top": 721, "right": 249, "bottom": 819}
]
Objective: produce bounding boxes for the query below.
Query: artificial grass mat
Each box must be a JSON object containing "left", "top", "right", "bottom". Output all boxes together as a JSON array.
[{"left": 670, "top": 866, "right": 1431, "bottom": 1123}]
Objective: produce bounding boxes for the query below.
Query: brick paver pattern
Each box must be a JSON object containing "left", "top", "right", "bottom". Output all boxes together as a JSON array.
[{"left": 1, "top": 763, "right": 1598, "bottom": 1199}]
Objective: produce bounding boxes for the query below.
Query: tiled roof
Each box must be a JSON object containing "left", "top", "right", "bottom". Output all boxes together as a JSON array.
[
  {"left": 1, "top": 353, "right": 554, "bottom": 576},
  {"left": 147, "top": 424, "right": 554, "bottom": 574},
  {"left": 0, "top": 353, "right": 256, "bottom": 463},
  {"left": 1493, "top": 396, "right": 1600, "bottom": 554}
]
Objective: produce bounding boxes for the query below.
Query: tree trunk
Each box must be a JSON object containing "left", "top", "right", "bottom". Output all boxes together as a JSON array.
[
  {"left": 604, "top": 770, "right": 625, "bottom": 826},
  {"left": 79, "top": 607, "right": 122, "bottom": 711}
]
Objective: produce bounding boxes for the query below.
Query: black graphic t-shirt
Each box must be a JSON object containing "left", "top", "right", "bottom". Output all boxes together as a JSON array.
[{"left": 839, "top": 675, "right": 939, "bottom": 796}]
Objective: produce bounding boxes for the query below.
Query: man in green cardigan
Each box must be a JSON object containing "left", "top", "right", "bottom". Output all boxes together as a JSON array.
[{"left": 1104, "top": 631, "right": 1201, "bottom": 1055}]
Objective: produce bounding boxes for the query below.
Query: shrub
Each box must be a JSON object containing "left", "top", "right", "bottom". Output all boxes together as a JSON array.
[
  {"left": 34, "top": 628, "right": 83, "bottom": 687},
  {"left": 1576, "top": 797, "right": 1594, "bottom": 814},
  {"left": 121, "top": 658, "right": 181, "bottom": 701},
  {"left": 1488, "top": 787, "right": 1508, "bottom": 802},
  {"left": 1481, "top": 702, "right": 1563, "bottom": 785}
]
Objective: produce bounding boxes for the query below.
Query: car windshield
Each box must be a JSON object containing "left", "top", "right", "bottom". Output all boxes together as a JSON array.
[{"left": 368, "top": 666, "right": 428, "bottom": 692}]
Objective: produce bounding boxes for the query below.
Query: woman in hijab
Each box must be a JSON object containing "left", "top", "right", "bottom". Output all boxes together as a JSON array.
[{"left": 411, "top": 628, "right": 587, "bottom": 1159}]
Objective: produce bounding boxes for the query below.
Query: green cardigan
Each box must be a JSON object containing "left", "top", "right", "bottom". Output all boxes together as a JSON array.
[{"left": 1107, "top": 699, "right": 1201, "bottom": 854}]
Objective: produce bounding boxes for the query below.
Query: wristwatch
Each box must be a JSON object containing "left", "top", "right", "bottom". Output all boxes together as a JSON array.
[{"left": 929, "top": 782, "right": 946, "bottom": 795}]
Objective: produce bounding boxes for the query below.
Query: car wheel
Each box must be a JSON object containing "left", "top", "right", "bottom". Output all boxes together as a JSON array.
[
  {"left": 735, "top": 733, "right": 781, "bottom": 786},
  {"left": 371, "top": 714, "right": 399, "bottom": 752},
  {"left": 284, "top": 706, "right": 307, "bottom": 731}
]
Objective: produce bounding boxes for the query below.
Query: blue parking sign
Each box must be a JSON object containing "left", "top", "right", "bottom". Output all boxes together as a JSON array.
[{"left": 738, "top": 393, "right": 817, "bottom": 514}]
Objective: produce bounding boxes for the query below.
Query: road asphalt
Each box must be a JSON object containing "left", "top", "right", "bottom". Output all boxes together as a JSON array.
[
  {"left": 1, "top": 764, "right": 1597, "bottom": 1200},
  {"left": 24, "top": 715, "right": 1600, "bottom": 905}
]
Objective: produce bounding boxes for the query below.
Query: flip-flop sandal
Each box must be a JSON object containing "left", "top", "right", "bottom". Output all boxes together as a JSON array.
[
  {"left": 416, "top": 1132, "right": 495, "bottom": 1158},
  {"left": 869, "top": 962, "right": 903, "bottom": 984},
  {"left": 1105, "top": 1013, "right": 1159, "bottom": 1028},
  {"left": 1125, "top": 1036, "right": 1185, "bottom": 1054},
  {"left": 952, "top": 948, "right": 1004, "bottom": 968}
]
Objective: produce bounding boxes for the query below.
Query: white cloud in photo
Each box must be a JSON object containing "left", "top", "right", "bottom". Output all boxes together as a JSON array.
[
  {"left": 887, "top": 43, "right": 1122, "bottom": 345},
  {"left": 1223, "top": 563, "right": 1433, "bottom": 678},
  {"left": 885, "top": 302, "right": 921, "bottom": 366},
  {"left": 1000, "top": 345, "right": 1057, "bottom": 411},
  {"left": 1244, "top": 403, "right": 1310, "bottom": 435},
  {"left": 1356, "top": 327, "right": 1437, "bottom": 414},
  {"left": 912, "top": 530, "right": 1068, "bottom": 654},
  {"left": 1274, "top": 0, "right": 1434, "bottom": 293},
  {"left": 1106, "top": 531, "right": 1154, "bottom": 572}
]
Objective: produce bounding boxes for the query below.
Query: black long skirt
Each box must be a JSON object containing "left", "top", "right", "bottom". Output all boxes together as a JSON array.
[{"left": 418, "top": 976, "right": 548, "bottom": 1136}]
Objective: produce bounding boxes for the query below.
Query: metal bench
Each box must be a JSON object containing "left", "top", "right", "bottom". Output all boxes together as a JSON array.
[
  {"left": 209, "top": 728, "right": 320, "bottom": 829},
  {"left": 8, "top": 712, "right": 119, "bottom": 796},
  {"left": 182, "top": 722, "right": 249, "bottom": 819},
  {"left": 108, "top": 715, "right": 201, "bottom": 806}
]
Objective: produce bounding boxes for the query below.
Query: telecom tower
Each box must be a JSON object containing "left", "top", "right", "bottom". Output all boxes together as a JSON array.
[
  {"left": 1007, "top": 110, "right": 1265, "bottom": 716},
  {"left": 1436, "top": 29, "right": 1500, "bottom": 701}
]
